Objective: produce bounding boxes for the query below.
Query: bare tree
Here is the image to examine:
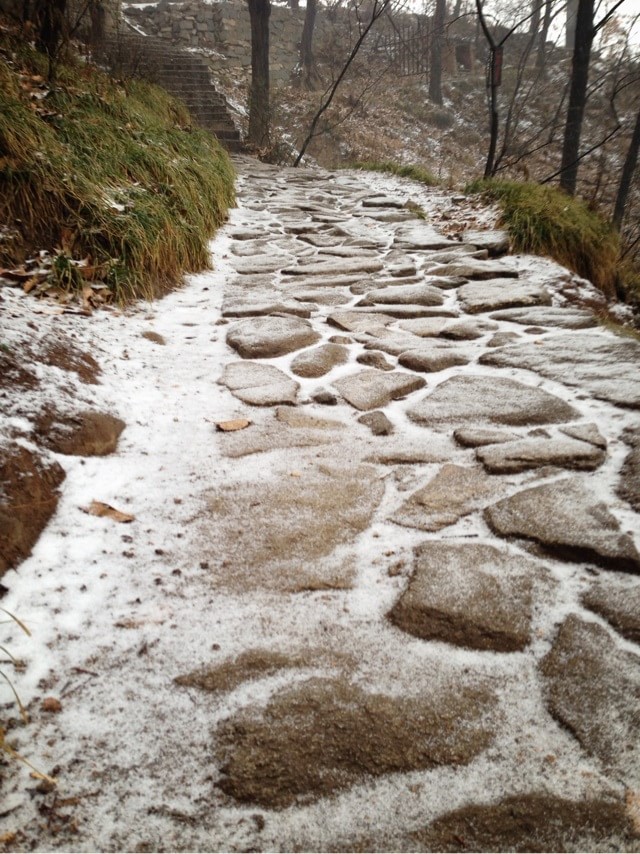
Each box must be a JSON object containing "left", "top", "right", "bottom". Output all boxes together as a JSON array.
[
  {"left": 247, "top": 0, "right": 271, "bottom": 147},
  {"left": 299, "top": 0, "right": 319, "bottom": 87},
  {"left": 293, "top": 0, "right": 393, "bottom": 166},
  {"left": 429, "top": 0, "right": 447, "bottom": 105},
  {"left": 613, "top": 104, "right": 640, "bottom": 229},
  {"left": 559, "top": 0, "right": 628, "bottom": 194},
  {"left": 475, "top": 0, "right": 542, "bottom": 177}
]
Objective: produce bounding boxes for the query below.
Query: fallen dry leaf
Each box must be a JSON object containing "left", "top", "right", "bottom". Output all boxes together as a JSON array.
[
  {"left": 0, "top": 831, "right": 17, "bottom": 846},
  {"left": 215, "top": 418, "right": 251, "bottom": 432},
  {"left": 83, "top": 500, "right": 135, "bottom": 523},
  {"left": 41, "top": 697, "right": 62, "bottom": 713},
  {"left": 626, "top": 789, "right": 640, "bottom": 834}
]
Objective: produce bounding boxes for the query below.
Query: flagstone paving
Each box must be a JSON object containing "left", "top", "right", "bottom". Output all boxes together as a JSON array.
[{"left": 2, "top": 156, "right": 640, "bottom": 852}]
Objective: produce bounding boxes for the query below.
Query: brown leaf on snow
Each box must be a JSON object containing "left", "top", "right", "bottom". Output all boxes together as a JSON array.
[
  {"left": 83, "top": 500, "right": 135, "bottom": 523},
  {"left": 626, "top": 789, "right": 640, "bottom": 834},
  {"left": 41, "top": 697, "right": 62, "bottom": 713},
  {"left": 215, "top": 418, "right": 251, "bottom": 432}
]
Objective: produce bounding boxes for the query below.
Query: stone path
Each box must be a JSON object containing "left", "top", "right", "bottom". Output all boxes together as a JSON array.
[{"left": 2, "top": 157, "right": 640, "bottom": 851}]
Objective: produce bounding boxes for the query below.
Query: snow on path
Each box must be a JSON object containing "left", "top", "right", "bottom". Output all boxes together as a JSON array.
[{"left": 1, "top": 156, "right": 639, "bottom": 851}]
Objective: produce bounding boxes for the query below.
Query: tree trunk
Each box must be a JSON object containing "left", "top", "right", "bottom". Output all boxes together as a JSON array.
[
  {"left": 300, "top": 0, "right": 317, "bottom": 87},
  {"left": 613, "top": 106, "right": 640, "bottom": 229},
  {"left": 565, "top": 0, "right": 579, "bottom": 49},
  {"left": 429, "top": 0, "right": 447, "bottom": 105},
  {"left": 529, "top": 0, "right": 541, "bottom": 35},
  {"left": 247, "top": 0, "right": 271, "bottom": 148},
  {"left": 535, "top": 0, "right": 552, "bottom": 70},
  {"left": 559, "top": 0, "right": 594, "bottom": 195}
]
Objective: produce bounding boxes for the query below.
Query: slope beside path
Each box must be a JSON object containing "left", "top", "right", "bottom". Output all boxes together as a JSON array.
[{"left": 1, "top": 156, "right": 640, "bottom": 852}]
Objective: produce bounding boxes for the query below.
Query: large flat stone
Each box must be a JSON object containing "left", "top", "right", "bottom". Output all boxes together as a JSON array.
[
  {"left": 458, "top": 280, "right": 551, "bottom": 314},
  {"left": 219, "top": 362, "right": 299, "bottom": 406},
  {"left": 290, "top": 344, "right": 349, "bottom": 378},
  {"left": 428, "top": 260, "right": 518, "bottom": 279},
  {"left": 398, "top": 347, "right": 471, "bottom": 372},
  {"left": 388, "top": 543, "right": 539, "bottom": 651},
  {"left": 393, "top": 224, "right": 458, "bottom": 250},
  {"left": 333, "top": 370, "right": 426, "bottom": 411},
  {"left": 216, "top": 677, "right": 495, "bottom": 808},
  {"left": 480, "top": 333, "right": 640, "bottom": 408},
  {"left": 490, "top": 306, "right": 597, "bottom": 329},
  {"left": 359, "top": 283, "right": 445, "bottom": 307},
  {"left": 226, "top": 316, "right": 320, "bottom": 359},
  {"left": 282, "top": 258, "right": 384, "bottom": 276},
  {"left": 412, "top": 794, "right": 634, "bottom": 852},
  {"left": 582, "top": 579, "right": 640, "bottom": 644},
  {"left": 461, "top": 228, "right": 510, "bottom": 255},
  {"left": 327, "top": 310, "right": 395, "bottom": 335},
  {"left": 485, "top": 477, "right": 640, "bottom": 573},
  {"left": 476, "top": 436, "right": 606, "bottom": 473},
  {"left": 391, "top": 464, "right": 504, "bottom": 532},
  {"left": 407, "top": 375, "right": 578, "bottom": 427},
  {"left": 540, "top": 615, "right": 640, "bottom": 784},
  {"left": 618, "top": 428, "right": 640, "bottom": 511},
  {"left": 201, "top": 463, "right": 383, "bottom": 591}
]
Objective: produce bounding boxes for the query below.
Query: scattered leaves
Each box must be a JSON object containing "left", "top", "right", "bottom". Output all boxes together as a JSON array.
[{"left": 82, "top": 501, "right": 135, "bottom": 523}]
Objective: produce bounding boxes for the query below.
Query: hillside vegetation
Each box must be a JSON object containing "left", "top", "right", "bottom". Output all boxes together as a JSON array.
[{"left": 0, "top": 29, "right": 235, "bottom": 302}]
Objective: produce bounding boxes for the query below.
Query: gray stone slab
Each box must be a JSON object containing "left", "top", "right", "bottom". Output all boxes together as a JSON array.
[
  {"left": 461, "top": 228, "right": 510, "bottom": 255},
  {"left": 541, "top": 615, "right": 640, "bottom": 784},
  {"left": 290, "top": 344, "right": 349, "bottom": 378},
  {"left": 393, "top": 224, "right": 458, "bottom": 250},
  {"left": 283, "top": 258, "right": 384, "bottom": 277},
  {"left": 489, "top": 306, "right": 597, "bottom": 329},
  {"left": 222, "top": 302, "right": 312, "bottom": 319},
  {"left": 476, "top": 436, "right": 606, "bottom": 473},
  {"left": 582, "top": 579, "right": 640, "bottom": 644},
  {"left": 485, "top": 476, "right": 640, "bottom": 573},
  {"left": 413, "top": 794, "right": 634, "bottom": 853},
  {"left": 391, "top": 464, "right": 505, "bottom": 532},
  {"left": 398, "top": 347, "right": 471, "bottom": 373},
  {"left": 327, "top": 311, "right": 396, "bottom": 335},
  {"left": 359, "top": 283, "right": 445, "bottom": 307},
  {"left": 333, "top": 370, "right": 426, "bottom": 411},
  {"left": 560, "top": 422, "right": 607, "bottom": 449},
  {"left": 454, "top": 427, "right": 520, "bottom": 447},
  {"left": 441, "top": 319, "right": 499, "bottom": 340},
  {"left": 458, "top": 280, "right": 551, "bottom": 314},
  {"left": 216, "top": 676, "right": 495, "bottom": 808},
  {"left": 219, "top": 362, "right": 299, "bottom": 407},
  {"left": 226, "top": 316, "right": 320, "bottom": 359},
  {"left": 618, "top": 427, "right": 640, "bottom": 511},
  {"left": 480, "top": 333, "right": 640, "bottom": 408},
  {"left": 428, "top": 260, "right": 518, "bottom": 280},
  {"left": 407, "top": 375, "right": 578, "bottom": 427},
  {"left": 388, "top": 542, "right": 539, "bottom": 652}
]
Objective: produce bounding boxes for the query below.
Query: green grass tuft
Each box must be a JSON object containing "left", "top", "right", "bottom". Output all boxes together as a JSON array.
[
  {"left": 466, "top": 179, "right": 620, "bottom": 298},
  {"left": 0, "top": 40, "right": 235, "bottom": 302},
  {"left": 352, "top": 160, "right": 438, "bottom": 187}
]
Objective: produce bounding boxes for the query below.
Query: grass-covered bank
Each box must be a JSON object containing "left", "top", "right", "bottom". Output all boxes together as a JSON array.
[
  {"left": 466, "top": 179, "right": 623, "bottom": 300},
  {"left": 0, "top": 33, "right": 235, "bottom": 302},
  {"left": 353, "top": 161, "right": 439, "bottom": 187}
]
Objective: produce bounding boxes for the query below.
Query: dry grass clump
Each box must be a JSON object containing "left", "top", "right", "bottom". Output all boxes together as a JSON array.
[
  {"left": 467, "top": 179, "right": 621, "bottom": 299},
  {"left": 352, "top": 160, "right": 439, "bottom": 186},
  {"left": 0, "top": 38, "right": 235, "bottom": 301}
]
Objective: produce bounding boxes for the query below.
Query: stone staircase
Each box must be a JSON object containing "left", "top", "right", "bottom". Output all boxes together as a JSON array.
[{"left": 94, "top": 32, "right": 243, "bottom": 152}]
